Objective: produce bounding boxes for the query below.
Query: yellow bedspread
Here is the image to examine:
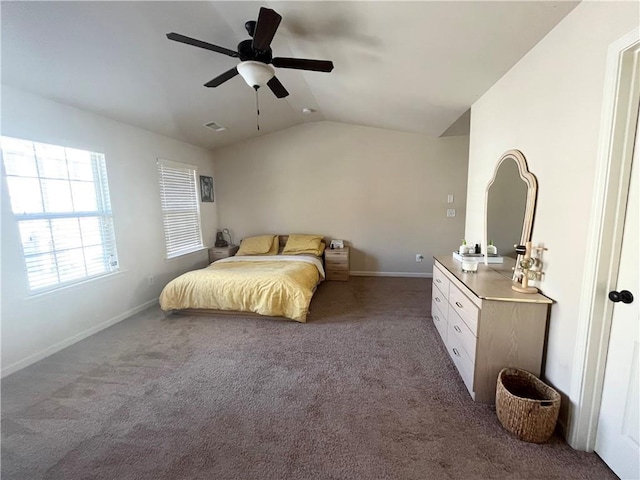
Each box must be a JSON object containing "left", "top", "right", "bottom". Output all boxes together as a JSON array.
[{"left": 159, "top": 255, "right": 325, "bottom": 322}]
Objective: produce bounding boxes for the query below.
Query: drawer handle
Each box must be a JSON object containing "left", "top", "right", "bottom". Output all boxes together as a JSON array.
[
  {"left": 455, "top": 301, "right": 463, "bottom": 309},
  {"left": 435, "top": 297, "right": 441, "bottom": 303},
  {"left": 452, "top": 348, "right": 461, "bottom": 357},
  {"left": 436, "top": 278, "right": 442, "bottom": 283},
  {"left": 454, "top": 325, "right": 462, "bottom": 333},
  {"left": 433, "top": 315, "right": 439, "bottom": 322}
]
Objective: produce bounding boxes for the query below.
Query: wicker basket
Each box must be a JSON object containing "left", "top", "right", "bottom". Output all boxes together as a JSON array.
[{"left": 495, "top": 368, "right": 561, "bottom": 443}]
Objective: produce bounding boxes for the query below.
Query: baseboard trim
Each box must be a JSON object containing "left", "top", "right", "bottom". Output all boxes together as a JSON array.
[
  {"left": 1, "top": 297, "right": 159, "bottom": 378},
  {"left": 350, "top": 271, "right": 433, "bottom": 278}
]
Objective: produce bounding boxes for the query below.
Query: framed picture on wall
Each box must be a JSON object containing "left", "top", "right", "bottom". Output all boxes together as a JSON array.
[{"left": 200, "top": 175, "right": 214, "bottom": 202}]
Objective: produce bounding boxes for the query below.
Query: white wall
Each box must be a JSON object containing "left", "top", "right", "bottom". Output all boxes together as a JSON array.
[
  {"left": 465, "top": 1, "right": 639, "bottom": 425},
  {"left": 1, "top": 86, "right": 218, "bottom": 375},
  {"left": 213, "top": 121, "right": 469, "bottom": 275}
]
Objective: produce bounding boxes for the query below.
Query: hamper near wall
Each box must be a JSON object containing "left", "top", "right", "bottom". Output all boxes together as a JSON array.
[{"left": 495, "top": 368, "right": 561, "bottom": 443}]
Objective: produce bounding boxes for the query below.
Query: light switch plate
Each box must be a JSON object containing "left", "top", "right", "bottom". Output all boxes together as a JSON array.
[
  {"left": 447, "top": 194, "right": 454, "bottom": 203},
  {"left": 447, "top": 209, "right": 456, "bottom": 217}
]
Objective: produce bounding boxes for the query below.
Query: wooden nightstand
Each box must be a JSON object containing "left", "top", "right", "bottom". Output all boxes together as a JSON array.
[
  {"left": 208, "top": 245, "right": 239, "bottom": 263},
  {"left": 325, "top": 247, "right": 350, "bottom": 281}
]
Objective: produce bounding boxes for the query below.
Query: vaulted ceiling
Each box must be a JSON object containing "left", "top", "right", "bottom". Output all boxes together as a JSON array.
[{"left": 1, "top": 1, "right": 578, "bottom": 151}]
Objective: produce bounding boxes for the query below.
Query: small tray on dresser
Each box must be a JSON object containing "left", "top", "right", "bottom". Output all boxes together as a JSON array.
[{"left": 452, "top": 251, "right": 504, "bottom": 263}]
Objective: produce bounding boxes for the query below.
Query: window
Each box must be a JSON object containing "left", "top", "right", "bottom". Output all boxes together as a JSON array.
[
  {"left": 157, "top": 159, "right": 203, "bottom": 259},
  {"left": 1, "top": 136, "right": 118, "bottom": 293}
]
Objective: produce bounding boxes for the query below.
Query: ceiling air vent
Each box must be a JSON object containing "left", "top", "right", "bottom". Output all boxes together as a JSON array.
[{"left": 203, "top": 121, "right": 227, "bottom": 132}]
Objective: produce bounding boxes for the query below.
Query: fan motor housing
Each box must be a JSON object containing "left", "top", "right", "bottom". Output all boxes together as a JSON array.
[{"left": 237, "top": 39, "right": 272, "bottom": 63}]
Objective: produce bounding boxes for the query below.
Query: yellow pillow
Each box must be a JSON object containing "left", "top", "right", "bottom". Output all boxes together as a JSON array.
[
  {"left": 237, "top": 235, "right": 277, "bottom": 255},
  {"left": 266, "top": 235, "right": 279, "bottom": 255},
  {"left": 285, "top": 242, "right": 325, "bottom": 256},
  {"left": 282, "top": 234, "right": 324, "bottom": 255}
]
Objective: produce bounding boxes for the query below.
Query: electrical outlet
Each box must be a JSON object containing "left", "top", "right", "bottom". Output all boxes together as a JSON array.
[
  {"left": 416, "top": 254, "right": 424, "bottom": 262},
  {"left": 447, "top": 209, "right": 456, "bottom": 217},
  {"left": 147, "top": 275, "right": 154, "bottom": 286}
]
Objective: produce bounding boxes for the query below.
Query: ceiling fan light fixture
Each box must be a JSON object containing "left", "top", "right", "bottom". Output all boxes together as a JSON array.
[
  {"left": 168, "top": 7, "right": 333, "bottom": 100},
  {"left": 237, "top": 61, "right": 275, "bottom": 88}
]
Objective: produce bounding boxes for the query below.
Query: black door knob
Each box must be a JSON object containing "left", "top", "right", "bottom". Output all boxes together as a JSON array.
[{"left": 608, "top": 290, "right": 634, "bottom": 304}]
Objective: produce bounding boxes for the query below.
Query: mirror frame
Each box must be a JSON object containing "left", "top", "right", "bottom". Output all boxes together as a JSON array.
[{"left": 484, "top": 149, "right": 538, "bottom": 275}]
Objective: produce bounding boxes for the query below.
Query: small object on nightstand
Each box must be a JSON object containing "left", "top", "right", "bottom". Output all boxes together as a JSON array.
[
  {"left": 215, "top": 231, "right": 228, "bottom": 247},
  {"left": 325, "top": 246, "right": 350, "bottom": 281},
  {"left": 208, "top": 245, "right": 239, "bottom": 263}
]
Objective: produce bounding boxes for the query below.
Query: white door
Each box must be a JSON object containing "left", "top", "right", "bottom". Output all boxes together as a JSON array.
[{"left": 595, "top": 117, "right": 640, "bottom": 479}]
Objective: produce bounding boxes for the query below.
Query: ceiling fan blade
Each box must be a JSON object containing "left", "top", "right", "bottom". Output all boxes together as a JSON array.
[
  {"left": 252, "top": 7, "right": 282, "bottom": 51},
  {"left": 267, "top": 77, "right": 289, "bottom": 98},
  {"left": 204, "top": 67, "right": 239, "bottom": 88},
  {"left": 272, "top": 57, "right": 334, "bottom": 72},
  {"left": 166, "top": 32, "right": 238, "bottom": 58}
]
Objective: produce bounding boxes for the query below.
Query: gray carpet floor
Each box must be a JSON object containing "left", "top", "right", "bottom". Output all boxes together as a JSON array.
[{"left": 2, "top": 277, "right": 615, "bottom": 480}]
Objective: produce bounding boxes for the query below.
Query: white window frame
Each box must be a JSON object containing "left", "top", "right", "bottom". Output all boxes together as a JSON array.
[
  {"left": 157, "top": 159, "right": 204, "bottom": 259},
  {"left": 1, "top": 136, "right": 119, "bottom": 294}
]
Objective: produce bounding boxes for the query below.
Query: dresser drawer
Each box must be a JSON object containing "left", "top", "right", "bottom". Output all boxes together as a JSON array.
[
  {"left": 447, "top": 328, "right": 475, "bottom": 396},
  {"left": 449, "top": 284, "right": 479, "bottom": 335},
  {"left": 432, "top": 287, "right": 448, "bottom": 314},
  {"left": 431, "top": 299, "right": 448, "bottom": 344},
  {"left": 326, "top": 270, "right": 349, "bottom": 281},
  {"left": 432, "top": 290, "right": 448, "bottom": 321},
  {"left": 433, "top": 264, "right": 450, "bottom": 298},
  {"left": 448, "top": 309, "right": 477, "bottom": 364},
  {"left": 325, "top": 258, "right": 348, "bottom": 270}
]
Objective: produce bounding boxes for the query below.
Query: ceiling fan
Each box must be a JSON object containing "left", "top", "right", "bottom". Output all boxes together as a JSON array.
[{"left": 167, "top": 7, "right": 334, "bottom": 99}]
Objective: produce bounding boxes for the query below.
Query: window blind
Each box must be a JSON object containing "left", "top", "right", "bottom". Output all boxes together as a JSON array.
[
  {"left": 1, "top": 136, "right": 119, "bottom": 293},
  {"left": 157, "top": 159, "right": 203, "bottom": 259}
]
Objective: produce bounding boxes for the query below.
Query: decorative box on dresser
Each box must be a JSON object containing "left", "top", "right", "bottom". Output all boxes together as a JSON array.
[
  {"left": 432, "top": 255, "right": 553, "bottom": 403},
  {"left": 208, "top": 245, "right": 239, "bottom": 263},
  {"left": 324, "top": 247, "right": 350, "bottom": 281}
]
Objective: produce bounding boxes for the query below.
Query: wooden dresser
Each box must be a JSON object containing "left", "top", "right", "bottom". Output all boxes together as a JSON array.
[
  {"left": 432, "top": 256, "right": 552, "bottom": 403},
  {"left": 324, "top": 247, "right": 350, "bottom": 281}
]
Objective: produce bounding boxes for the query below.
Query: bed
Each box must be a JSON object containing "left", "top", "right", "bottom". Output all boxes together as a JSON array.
[{"left": 159, "top": 235, "right": 326, "bottom": 322}]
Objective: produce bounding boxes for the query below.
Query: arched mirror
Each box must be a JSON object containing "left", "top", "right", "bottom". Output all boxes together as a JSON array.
[{"left": 485, "top": 150, "right": 537, "bottom": 272}]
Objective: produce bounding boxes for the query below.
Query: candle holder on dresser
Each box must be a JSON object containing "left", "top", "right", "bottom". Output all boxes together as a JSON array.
[{"left": 512, "top": 241, "right": 547, "bottom": 294}]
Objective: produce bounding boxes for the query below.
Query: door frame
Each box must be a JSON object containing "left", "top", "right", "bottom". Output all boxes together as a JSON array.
[{"left": 568, "top": 28, "right": 640, "bottom": 450}]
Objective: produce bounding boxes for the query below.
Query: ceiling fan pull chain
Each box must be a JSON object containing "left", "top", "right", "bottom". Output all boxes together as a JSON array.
[{"left": 254, "top": 86, "right": 260, "bottom": 131}]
